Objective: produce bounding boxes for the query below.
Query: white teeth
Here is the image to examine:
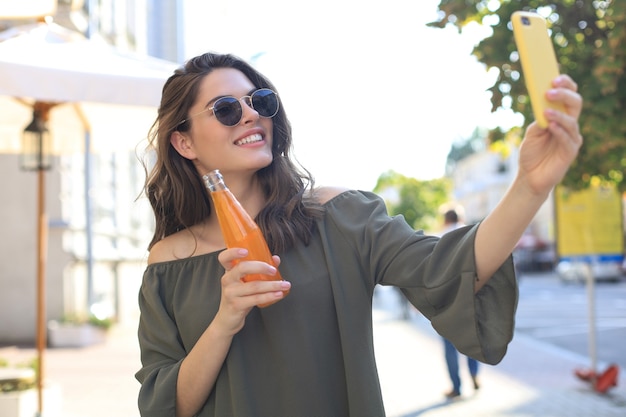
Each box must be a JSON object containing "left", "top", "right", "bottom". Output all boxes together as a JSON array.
[{"left": 235, "top": 133, "right": 263, "bottom": 145}]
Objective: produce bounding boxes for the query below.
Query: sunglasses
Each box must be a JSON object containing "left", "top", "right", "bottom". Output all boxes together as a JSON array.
[{"left": 177, "top": 88, "right": 279, "bottom": 129}]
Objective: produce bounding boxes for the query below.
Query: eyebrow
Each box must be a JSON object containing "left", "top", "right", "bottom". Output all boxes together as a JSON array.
[
  {"left": 202, "top": 96, "right": 224, "bottom": 111},
  {"left": 202, "top": 88, "right": 259, "bottom": 110}
]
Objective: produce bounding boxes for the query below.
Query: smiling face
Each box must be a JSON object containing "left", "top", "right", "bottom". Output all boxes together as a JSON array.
[{"left": 170, "top": 67, "right": 275, "bottom": 177}]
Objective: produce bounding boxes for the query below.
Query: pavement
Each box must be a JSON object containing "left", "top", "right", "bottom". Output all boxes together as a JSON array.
[
  {"left": 1, "top": 286, "right": 625, "bottom": 417},
  {"left": 373, "top": 287, "right": 626, "bottom": 417}
]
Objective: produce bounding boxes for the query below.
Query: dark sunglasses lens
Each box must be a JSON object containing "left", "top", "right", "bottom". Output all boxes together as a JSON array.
[
  {"left": 213, "top": 97, "right": 242, "bottom": 126},
  {"left": 252, "top": 89, "right": 279, "bottom": 118}
]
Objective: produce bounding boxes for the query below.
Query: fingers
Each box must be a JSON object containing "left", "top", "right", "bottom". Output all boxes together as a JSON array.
[
  {"left": 233, "top": 279, "right": 291, "bottom": 306},
  {"left": 545, "top": 108, "right": 583, "bottom": 147},
  {"left": 218, "top": 247, "right": 249, "bottom": 272},
  {"left": 543, "top": 76, "right": 583, "bottom": 147},
  {"left": 552, "top": 74, "right": 578, "bottom": 92},
  {"left": 221, "top": 272, "right": 290, "bottom": 310},
  {"left": 540, "top": 74, "right": 583, "bottom": 151},
  {"left": 218, "top": 248, "right": 279, "bottom": 280},
  {"left": 218, "top": 248, "right": 290, "bottom": 307},
  {"left": 547, "top": 75, "right": 583, "bottom": 118},
  {"left": 218, "top": 249, "right": 281, "bottom": 271}
]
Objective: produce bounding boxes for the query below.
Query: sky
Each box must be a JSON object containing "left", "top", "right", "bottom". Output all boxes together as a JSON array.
[{"left": 183, "top": 0, "right": 522, "bottom": 191}]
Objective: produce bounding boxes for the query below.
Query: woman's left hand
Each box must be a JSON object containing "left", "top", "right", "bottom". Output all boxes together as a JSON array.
[{"left": 517, "top": 74, "right": 583, "bottom": 195}]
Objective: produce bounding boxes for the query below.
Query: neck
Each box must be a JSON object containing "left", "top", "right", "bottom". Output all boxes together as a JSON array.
[{"left": 215, "top": 172, "right": 266, "bottom": 219}]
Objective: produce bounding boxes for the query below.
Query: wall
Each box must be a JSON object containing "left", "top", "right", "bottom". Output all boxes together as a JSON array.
[{"left": 0, "top": 154, "right": 68, "bottom": 344}]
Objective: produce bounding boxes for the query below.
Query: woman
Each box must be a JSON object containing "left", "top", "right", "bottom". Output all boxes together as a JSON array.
[{"left": 136, "top": 52, "right": 582, "bottom": 417}]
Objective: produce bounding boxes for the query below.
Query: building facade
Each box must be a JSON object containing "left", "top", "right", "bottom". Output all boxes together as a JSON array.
[{"left": 0, "top": 0, "right": 180, "bottom": 343}]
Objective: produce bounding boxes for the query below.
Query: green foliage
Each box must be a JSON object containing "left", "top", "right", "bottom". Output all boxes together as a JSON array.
[
  {"left": 373, "top": 170, "right": 452, "bottom": 232},
  {"left": 60, "top": 313, "right": 114, "bottom": 330},
  {"left": 430, "top": 0, "right": 626, "bottom": 192},
  {"left": 88, "top": 315, "right": 114, "bottom": 330}
]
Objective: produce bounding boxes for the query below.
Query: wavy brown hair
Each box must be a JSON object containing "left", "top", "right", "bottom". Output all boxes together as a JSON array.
[{"left": 142, "top": 52, "right": 323, "bottom": 253}]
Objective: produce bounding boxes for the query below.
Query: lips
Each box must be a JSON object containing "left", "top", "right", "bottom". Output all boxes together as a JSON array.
[{"left": 235, "top": 133, "right": 263, "bottom": 146}]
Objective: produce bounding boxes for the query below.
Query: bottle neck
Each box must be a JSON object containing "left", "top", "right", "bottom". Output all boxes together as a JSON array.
[{"left": 203, "top": 169, "right": 226, "bottom": 192}]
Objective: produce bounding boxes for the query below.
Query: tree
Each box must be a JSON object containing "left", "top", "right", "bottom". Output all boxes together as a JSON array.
[
  {"left": 373, "top": 170, "right": 451, "bottom": 232},
  {"left": 430, "top": 0, "right": 626, "bottom": 192}
]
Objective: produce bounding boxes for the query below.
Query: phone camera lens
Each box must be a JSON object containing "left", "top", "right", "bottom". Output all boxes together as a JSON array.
[{"left": 522, "top": 17, "right": 530, "bottom": 25}]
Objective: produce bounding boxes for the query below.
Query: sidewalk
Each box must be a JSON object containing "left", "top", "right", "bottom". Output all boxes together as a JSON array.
[
  {"left": 374, "top": 286, "right": 626, "bottom": 417},
  {"left": 2, "top": 288, "right": 625, "bottom": 417},
  {"left": 0, "top": 324, "right": 141, "bottom": 417}
]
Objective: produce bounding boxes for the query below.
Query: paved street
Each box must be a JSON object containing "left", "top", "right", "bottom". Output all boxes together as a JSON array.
[
  {"left": 374, "top": 279, "right": 626, "bottom": 417},
  {"left": 1, "top": 271, "right": 625, "bottom": 416},
  {"left": 515, "top": 272, "right": 626, "bottom": 371}
]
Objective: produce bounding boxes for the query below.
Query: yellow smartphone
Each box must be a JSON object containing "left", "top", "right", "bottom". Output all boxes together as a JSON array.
[{"left": 511, "top": 11, "right": 564, "bottom": 128}]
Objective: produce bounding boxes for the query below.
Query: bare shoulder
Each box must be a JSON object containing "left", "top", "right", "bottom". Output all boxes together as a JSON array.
[
  {"left": 148, "top": 220, "right": 225, "bottom": 264},
  {"left": 147, "top": 229, "right": 198, "bottom": 265},
  {"left": 312, "top": 186, "right": 351, "bottom": 205}
]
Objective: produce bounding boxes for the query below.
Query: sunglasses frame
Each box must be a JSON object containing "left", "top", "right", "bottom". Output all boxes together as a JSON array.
[{"left": 177, "top": 88, "right": 279, "bottom": 129}]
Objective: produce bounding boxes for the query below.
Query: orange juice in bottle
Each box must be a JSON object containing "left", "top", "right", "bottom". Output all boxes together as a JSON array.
[{"left": 203, "top": 169, "right": 288, "bottom": 307}]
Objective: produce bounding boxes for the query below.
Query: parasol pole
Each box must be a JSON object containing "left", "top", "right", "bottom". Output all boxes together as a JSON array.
[
  {"left": 36, "top": 166, "right": 48, "bottom": 417},
  {"left": 21, "top": 101, "right": 56, "bottom": 417},
  {"left": 21, "top": 101, "right": 56, "bottom": 416}
]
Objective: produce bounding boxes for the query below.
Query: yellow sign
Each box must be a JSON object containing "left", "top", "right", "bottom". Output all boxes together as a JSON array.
[{"left": 555, "top": 184, "right": 624, "bottom": 260}]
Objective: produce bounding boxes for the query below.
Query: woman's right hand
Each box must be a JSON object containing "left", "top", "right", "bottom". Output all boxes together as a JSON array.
[
  {"left": 176, "top": 247, "right": 290, "bottom": 417},
  {"left": 213, "top": 248, "right": 290, "bottom": 335}
]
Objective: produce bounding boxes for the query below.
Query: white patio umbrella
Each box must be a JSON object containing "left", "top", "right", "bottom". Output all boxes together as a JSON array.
[
  {"left": 0, "top": 19, "right": 178, "bottom": 416},
  {"left": 0, "top": 20, "right": 175, "bottom": 106}
]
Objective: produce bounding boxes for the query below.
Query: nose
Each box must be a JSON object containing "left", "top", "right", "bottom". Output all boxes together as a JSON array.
[{"left": 239, "top": 95, "right": 259, "bottom": 124}]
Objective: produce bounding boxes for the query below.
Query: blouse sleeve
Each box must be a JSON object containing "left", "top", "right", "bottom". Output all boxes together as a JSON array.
[
  {"left": 325, "top": 190, "right": 518, "bottom": 365},
  {"left": 135, "top": 266, "right": 185, "bottom": 417}
]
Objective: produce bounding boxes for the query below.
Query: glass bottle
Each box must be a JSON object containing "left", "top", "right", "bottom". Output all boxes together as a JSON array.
[{"left": 203, "top": 169, "right": 288, "bottom": 307}]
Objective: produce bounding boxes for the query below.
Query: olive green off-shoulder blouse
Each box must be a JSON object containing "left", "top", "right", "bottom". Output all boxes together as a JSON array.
[{"left": 136, "top": 190, "right": 517, "bottom": 417}]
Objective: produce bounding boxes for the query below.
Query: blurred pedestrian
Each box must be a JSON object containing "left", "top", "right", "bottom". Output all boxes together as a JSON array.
[{"left": 439, "top": 209, "right": 480, "bottom": 399}]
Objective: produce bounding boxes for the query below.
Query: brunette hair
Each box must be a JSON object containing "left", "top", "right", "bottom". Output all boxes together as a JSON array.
[
  {"left": 444, "top": 209, "right": 459, "bottom": 224},
  {"left": 142, "top": 52, "right": 323, "bottom": 253}
]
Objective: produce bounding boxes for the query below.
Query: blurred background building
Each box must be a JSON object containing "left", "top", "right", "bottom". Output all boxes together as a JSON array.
[
  {"left": 450, "top": 142, "right": 556, "bottom": 273},
  {"left": 0, "top": 0, "right": 181, "bottom": 344}
]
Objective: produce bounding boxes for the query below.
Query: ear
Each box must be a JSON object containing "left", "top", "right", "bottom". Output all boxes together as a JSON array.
[{"left": 170, "top": 131, "right": 197, "bottom": 160}]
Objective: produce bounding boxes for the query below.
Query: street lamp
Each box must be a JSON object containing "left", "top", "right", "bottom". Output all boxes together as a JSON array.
[
  {"left": 20, "top": 103, "right": 52, "bottom": 171},
  {"left": 20, "top": 101, "right": 54, "bottom": 417}
]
